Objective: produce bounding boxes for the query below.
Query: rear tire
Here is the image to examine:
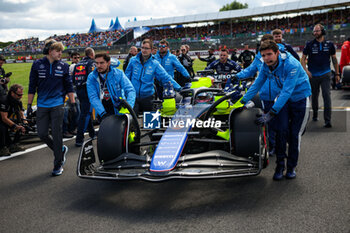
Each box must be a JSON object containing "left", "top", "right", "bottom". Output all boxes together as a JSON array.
[
  {"left": 230, "top": 108, "right": 262, "bottom": 158},
  {"left": 342, "top": 66, "right": 350, "bottom": 84},
  {"left": 97, "top": 115, "right": 127, "bottom": 163}
]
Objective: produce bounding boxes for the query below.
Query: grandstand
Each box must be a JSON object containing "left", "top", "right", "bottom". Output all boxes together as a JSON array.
[
  {"left": 129, "top": 0, "right": 350, "bottom": 51},
  {"left": 1, "top": 0, "right": 349, "bottom": 57}
]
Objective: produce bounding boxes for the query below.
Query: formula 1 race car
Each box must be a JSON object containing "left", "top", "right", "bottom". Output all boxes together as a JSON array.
[{"left": 77, "top": 75, "right": 269, "bottom": 181}]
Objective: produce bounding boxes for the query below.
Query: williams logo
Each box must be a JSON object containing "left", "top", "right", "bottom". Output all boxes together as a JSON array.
[{"left": 144, "top": 110, "right": 161, "bottom": 129}]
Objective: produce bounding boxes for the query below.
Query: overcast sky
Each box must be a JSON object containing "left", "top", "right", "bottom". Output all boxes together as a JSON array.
[{"left": 0, "top": 0, "right": 296, "bottom": 42}]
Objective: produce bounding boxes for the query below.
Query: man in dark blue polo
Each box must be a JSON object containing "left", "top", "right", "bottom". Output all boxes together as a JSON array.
[
  {"left": 205, "top": 48, "right": 242, "bottom": 74},
  {"left": 28, "top": 39, "right": 77, "bottom": 176},
  {"left": 301, "top": 24, "right": 340, "bottom": 128}
]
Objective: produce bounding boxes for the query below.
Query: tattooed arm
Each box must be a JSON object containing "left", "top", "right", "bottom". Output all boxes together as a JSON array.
[{"left": 331, "top": 55, "right": 340, "bottom": 83}]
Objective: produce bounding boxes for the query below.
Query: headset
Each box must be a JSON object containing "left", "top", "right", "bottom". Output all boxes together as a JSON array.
[
  {"left": 314, "top": 24, "right": 326, "bottom": 36},
  {"left": 43, "top": 40, "right": 56, "bottom": 55}
]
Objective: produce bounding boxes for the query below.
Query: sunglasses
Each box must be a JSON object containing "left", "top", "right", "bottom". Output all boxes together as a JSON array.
[{"left": 159, "top": 45, "right": 167, "bottom": 48}]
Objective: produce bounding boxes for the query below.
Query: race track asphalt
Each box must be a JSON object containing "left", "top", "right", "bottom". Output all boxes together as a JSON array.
[{"left": 0, "top": 89, "right": 349, "bottom": 233}]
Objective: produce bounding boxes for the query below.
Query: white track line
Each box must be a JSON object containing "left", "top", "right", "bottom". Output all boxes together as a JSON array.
[
  {"left": 0, "top": 136, "right": 76, "bottom": 161},
  {"left": 0, "top": 127, "right": 100, "bottom": 162}
]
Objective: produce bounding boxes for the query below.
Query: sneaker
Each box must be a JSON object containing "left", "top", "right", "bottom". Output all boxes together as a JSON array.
[
  {"left": 63, "top": 132, "right": 74, "bottom": 138},
  {"left": 52, "top": 164, "right": 63, "bottom": 176},
  {"left": 273, "top": 166, "right": 284, "bottom": 181},
  {"left": 75, "top": 142, "right": 83, "bottom": 147},
  {"left": 324, "top": 122, "right": 332, "bottom": 128},
  {"left": 62, "top": 145, "right": 68, "bottom": 165},
  {"left": 0, "top": 147, "right": 11, "bottom": 157},
  {"left": 286, "top": 168, "right": 296, "bottom": 179},
  {"left": 269, "top": 147, "right": 275, "bottom": 157},
  {"left": 9, "top": 143, "right": 25, "bottom": 153}
]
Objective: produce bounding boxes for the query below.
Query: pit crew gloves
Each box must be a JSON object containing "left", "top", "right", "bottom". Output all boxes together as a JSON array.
[{"left": 255, "top": 111, "right": 275, "bottom": 125}]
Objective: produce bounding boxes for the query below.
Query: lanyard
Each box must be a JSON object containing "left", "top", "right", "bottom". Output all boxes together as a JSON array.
[{"left": 99, "top": 70, "right": 109, "bottom": 100}]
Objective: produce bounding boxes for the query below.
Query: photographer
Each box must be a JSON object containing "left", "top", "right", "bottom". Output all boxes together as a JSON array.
[
  {"left": 0, "top": 84, "right": 26, "bottom": 156},
  {"left": 0, "top": 55, "right": 12, "bottom": 97}
]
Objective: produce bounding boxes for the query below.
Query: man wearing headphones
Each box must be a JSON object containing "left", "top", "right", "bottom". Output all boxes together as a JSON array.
[
  {"left": 28, "top": 39, "right": 77, "bottom": 176},
  {"left": 301, "top": 24, "right": 340, "bottom": 128}
]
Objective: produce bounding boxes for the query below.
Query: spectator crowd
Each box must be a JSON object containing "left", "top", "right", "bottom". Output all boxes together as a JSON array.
[
  {"left": 135, "top": 9, "right": 350, "bottom": 42},
  {"left": 3, "top": 29, "right": 130, "bottom": 53}
]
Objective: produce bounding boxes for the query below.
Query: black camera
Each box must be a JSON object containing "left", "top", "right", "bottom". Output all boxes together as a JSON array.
[
  {"left": 0, "top": 72, "right": 12, "bottom": 84},
  {"left": 4, "top": 72, "right": 12, "bottom": 78}
]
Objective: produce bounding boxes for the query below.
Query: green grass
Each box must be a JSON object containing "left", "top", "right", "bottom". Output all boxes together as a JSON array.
[
  {"left": 3, "top": 62, "right": 33, "bottom": 106},
  {"left": 2, "top": 58, "right": 207, "bottom": 108}
]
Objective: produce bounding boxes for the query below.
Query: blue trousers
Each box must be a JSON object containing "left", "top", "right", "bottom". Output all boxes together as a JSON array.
[
  {"left": 76, "top": 88, "right": 95, "bottom": 143},
  {"left": 270, "top": 98, "right": 309, "bottom": 169}
]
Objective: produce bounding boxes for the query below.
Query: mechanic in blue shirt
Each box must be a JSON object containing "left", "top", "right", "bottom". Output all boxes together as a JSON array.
[
  {"left": 125, "top": 39, "right": 181, "bottom": 115},
  {"left": 272, "top": 29, "right": 300, "bottom": 61},
  {"left": 301, "top": 24, "right": 340, "bottom": 128},
  {"left": 227, "top": 34, "right": 278, "bottom": 154},
  {"left": 241, "top": 40, "right": 311, "bottom": 180},
  {"left": 27, "top": 39, "right": 77, "bottom": 176},
  {"left": 205, "top": 48, "right": 242, "bottom": 75},
  {"left": 155, "top": 39, "right": 190, "bottom": 80},
  {"left": 230, "top": 34, "right": 298, "bottom": 154},
  {"left": 87, "top": 53, "right": 136, "bottom": 120},
  {"left": 154, "top": 39, "right": 190, "bottom": 99},
  {"left": 72, "top": 47, "right": 96, "bottom": 147}
]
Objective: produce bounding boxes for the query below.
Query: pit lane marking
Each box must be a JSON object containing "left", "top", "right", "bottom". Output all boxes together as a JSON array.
[
  {"left": 0, "top": 137, "right": 76, "bottom": 162},
  {"left": 0, "top": 129, "right": 99, "bottom": 162}
]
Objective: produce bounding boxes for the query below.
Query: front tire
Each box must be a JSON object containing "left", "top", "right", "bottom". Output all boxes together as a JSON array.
[
  {"left": 230, "top": 108, "right": 262, "bottom": 158},
  {"left": 97, "top": 115, "right": 128, "bottom": 163}
]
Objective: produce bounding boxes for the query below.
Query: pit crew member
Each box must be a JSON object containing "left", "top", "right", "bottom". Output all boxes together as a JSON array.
[
  {"left": 87, "top": 53, "right": 136, "bottom": 120},
  {"left": 155, "top": 39, "right": 190, "bottom": 98},
  {"left": 241, "top": 40, "right": 311, "bottom": 180},
  {"left": 197, "top": 48, "right": 216, "bottom": 67},
  {"left": 72, "top": 47, "right": 96, "bottom": 147},
  {"left": 301, "top": 24, "right": 339, "bottom": 128},
  {"left": 205, "top": 48, "right": 242, "bottom": 74},
  {"left": 125, "top": 39, "right": 181, "bottom": 115}
]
